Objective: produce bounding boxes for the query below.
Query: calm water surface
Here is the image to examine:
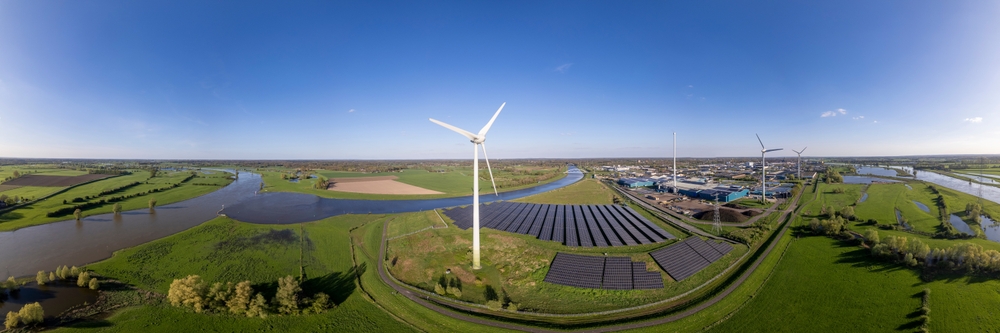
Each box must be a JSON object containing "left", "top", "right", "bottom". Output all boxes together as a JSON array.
[{"left": 0, "top": 281, "right": 97, "bottom": 323}]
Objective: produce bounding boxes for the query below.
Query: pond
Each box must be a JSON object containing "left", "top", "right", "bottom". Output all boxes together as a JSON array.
[
  {"left": 949, "top": 214, "right": 975, "bottom": 236},
  {"left": 223, "top": 166, "right": 586, "bottom": 224},
  {"left": 981, "top": 216, "right": 1000, "bottom": 243},
  {"left": 856, "top": 166, "right": 907, "bottom": 177},
  {"left": 843, "top": 176, "right": 900, "bottom": 184},
  {"left": 859, "top": 193, "right": 868, "bottom": 203},
  {"left": 913, "top": 200, "right": 930, "bottom": 213},
  {"left": 895, "top": 209, "right": 912, "bottom": 230},
  {"left": 0, "top": 281, "right": 97, "bottom": 324}
]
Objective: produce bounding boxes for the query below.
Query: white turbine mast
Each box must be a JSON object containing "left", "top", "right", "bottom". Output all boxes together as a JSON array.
[
  {"left": 756, "top": 134, "right": 782, "bottom": 203},
  {"left": 429, "top": 103, "right": 504, "bottom": 270},
  {"left": 792, "top": 147, "right": 807, "bottom": 179}
]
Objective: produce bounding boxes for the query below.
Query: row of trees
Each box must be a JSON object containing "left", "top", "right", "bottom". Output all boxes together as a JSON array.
[
  {"left": 35, "top": 265, "right": 100, "bottom": 290},
  {"left": 725, "top": 220, "right": 774, "bottom": 245},
  {"left": 824, "top": 169, "right": 844, "bottom": 184},
  {"left": 5, "top": 302, "right": 43, "bottom": 329},
  {"left": 863, "top": 230, "right": 1000, "bottom": 275},
  {"left": 167, "top": 275, "right": 331, "bottom": 318}
]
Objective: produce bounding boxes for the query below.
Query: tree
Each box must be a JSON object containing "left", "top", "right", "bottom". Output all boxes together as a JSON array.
[
  {"left": 840, "top": 206, "right": 856, "bottom": 220},
  {"left": 168, "top": 275, "right": 207, "bottom": 313},
  {"left": 78, "top": 271, "right": 91, "bottom": 287},
  {"left": 12, "top": 170, "right": 20, "bottom": 178},
  {"left": 70, "top": 266, "right": 80, "bottom": 277},
  {"left": 228, "top": 281, "right": 253, "bottom": 315},
  {"left": 275, "top": 275, "right": 301, "bottom": 315},
  {"left": 36, "top": 271, "right": 47, "bottom": 286},
  {"left": 18, "top": 302, "right": 43, "bottom": 326},
  {"left": 4, "top": 276, "right": 18, "bottom": 291},
  {"left": 206, "top": 282, "right": 233, "bottom": 311},
  {"left": 49, "top": 271, "right": 56, "bottom": 283},
  {"left": 308, "top": 292, "right": 330, "bottom": 314},
  {"left": 149, "top": 197, "right": 157, "bottom": 210},
  {"left": 5, "top": 310, "right": 21, "bottom": 329},
  {"left": 863, "top": 229, "right": 880, "bottom": 246},
  {"left": 246, "top": 293, "right": 268, "bottom": 318},
  {"left": 74, "top": 208, "right": 82, "bottom": 221},
  {"left": 113, "top": 203, "right": 122, "bottom": 214},
  {"left": 89, "top": 278, "right": 99, "bottom": 290}
]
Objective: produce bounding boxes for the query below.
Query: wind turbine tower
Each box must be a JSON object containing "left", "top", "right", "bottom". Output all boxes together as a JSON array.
[
  {"left": 792, "top": 147, "right": 807, "bottom": 179},
  {"left": 756, "top": 134, "right": 782, "bottom": 203},
  {"left": 430, "top": 103, "right": 504, "bottom": 270}
]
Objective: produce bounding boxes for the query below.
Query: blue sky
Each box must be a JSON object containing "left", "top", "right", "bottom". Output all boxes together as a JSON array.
[{"left": 1, "top": 1, "right": 998, "bottom": 159}]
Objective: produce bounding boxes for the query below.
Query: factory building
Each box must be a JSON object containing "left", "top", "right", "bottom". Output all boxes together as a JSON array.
[{"left": 618, "top": 178, "right": 656, "bottom": 188}]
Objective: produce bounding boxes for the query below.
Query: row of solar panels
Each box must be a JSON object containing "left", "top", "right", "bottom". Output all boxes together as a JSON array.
[
  {"left": 543, "top": 253, "right": 664, "bottom": 290},
  {"left": 649, "top": 237, "right": 733, "bottom": 282},
  {"left": 443, "top": 202, "right": 675, "bottom": 247}
]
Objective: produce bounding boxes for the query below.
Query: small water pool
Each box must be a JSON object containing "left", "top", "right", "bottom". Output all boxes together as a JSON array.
[
  {"left": 0, "top": 281, "right": 98, "bottom": 324},
  {"left": 913, "top": 200, "right": 930, "bottom": 213},
  {"left": 859, "top": 193, "right": 869, "bottom": 203}
]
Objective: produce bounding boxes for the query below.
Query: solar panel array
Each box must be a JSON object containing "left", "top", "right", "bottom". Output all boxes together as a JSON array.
[
  {"left": 443, "top": 203, "right": 675, "bottom": 247},
  {"left": 544, "top": 253, "right": 664, "bottom": 290},
  {"left": 649, "top": 237, "right": 734, "bottom": 282}
]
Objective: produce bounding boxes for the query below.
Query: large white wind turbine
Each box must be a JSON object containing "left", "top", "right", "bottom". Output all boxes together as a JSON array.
[
  {"left": 429, "top": 103, "right": 504, "bottom": 270},
  {"left": 756, "top": 134, "right": 782, "bottom": 203},
  {"left": 792, "top": 147, "right": 807, "bottom": 179}
]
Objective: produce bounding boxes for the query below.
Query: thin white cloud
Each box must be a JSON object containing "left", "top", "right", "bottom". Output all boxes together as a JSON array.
[
  {"left": 852, "top": 116, "right": 865, "bottom": 120},
  {"left": 821, "top": 108, "right": 848, "bottom": 118},
  {"left": 873, "top": 120, "right": 878, "bottom": 124},
  {"left": 348, "top": 109, "right": 355, "bottom": 113},
  {"left": 838, "top": 108, "right": 847, "bottom": 115},
  {"left": 964, "top": 117, "right": 983, "bottom": 123},
  {"left": 555, "top": 63, "right": 573, "bottom": 73}
]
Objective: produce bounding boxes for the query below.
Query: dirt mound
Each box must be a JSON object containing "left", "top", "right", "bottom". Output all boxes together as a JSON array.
[
  {"left": 742, "top": 209, "right": 763, "bottom": 217},
  {"left": 694, "top": 207, "right": 749, "bottom": 223}
]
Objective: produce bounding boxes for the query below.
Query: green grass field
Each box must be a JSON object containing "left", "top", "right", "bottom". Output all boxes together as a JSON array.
[
  {"left": 0, "top": 185, "right": 64, "bottom": 200},
  {"left": 260, "top": 166, "right": 567, "bottom": 200},
  {"left": 0, "top": 171, "right": 232, "bottom": 231},
  {"left": 59, "top": 215, "right": 417, "bottom": 333},
  {"left": 710, "top": 235, "right": 1000, "bottom": 333},
  {"left": 513, "top": 178, "right": 616, "bottom": 204}
]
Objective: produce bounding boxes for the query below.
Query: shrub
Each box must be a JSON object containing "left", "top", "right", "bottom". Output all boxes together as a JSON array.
[
  {"left": 486, "top": 300, "right": 503, "bottom": 310},
  {"left": 275, "top": 275, "right": 301, "bottom": 315},
  {"left": 36, "top": 271, "right": 47, "bottom": 286},
  {"left": 308, "top": 292, "right": 330, "bottom": 314},
  {"left": 506, "top": 302, "right": 519, "bottom": 312},
  {"left": 228, "top": 281, "right": 253, "bottom": 315},
  {"left": 78, "top": 272, "right": 91, "bottom": 287},
  {"left": 863, "top": 229, "right": 880, "bottom": 245},
  {"left": 434, "top": 284, "right": 446, "bottom": 295},
  {"left": 206, "top": 282, "right": 234, "bottom": 311},
  {"left": 18, "top": 302, "right": 44, "bottom": 326},
  {"left": 5, "top": 311, "right": 20, "bottom": 329},
  {"left": 246, "top": 294, "right": 268, "bottom": 318},
  {"left": 168, "top": 275, "right": 207, "bottom": 313}
]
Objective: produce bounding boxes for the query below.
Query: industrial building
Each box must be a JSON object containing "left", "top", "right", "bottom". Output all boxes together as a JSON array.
[{"left": 618, "top": 178, "right": 656, "bottom": 188}]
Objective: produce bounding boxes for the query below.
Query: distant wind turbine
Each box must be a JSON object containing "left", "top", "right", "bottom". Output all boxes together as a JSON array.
[
  {"left": 792, "top": 147, "right": 807, "bottom": 179},
  {"left": 429, "top": 103, "right": 504, "bottom": 270},
  {"left": 756, "top": 134, "right": 782, "bottom": 203}
]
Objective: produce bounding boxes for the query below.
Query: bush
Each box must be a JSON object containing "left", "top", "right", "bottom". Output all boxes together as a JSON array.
[
  {"left": 89, "top": 278, "right": 100, "bottom": 290},
  {"left": 486, "top": 300, "right": 503, "bottom": 310},
  {"left": 308, "top": 292, "right": 330, "bottom": 314},
  {"left": 275, "top": 275, "right": 301, "bottom": 315},
  {"left": 506, "top": 302, "right": 519, "bottom": 312},
  {"left": 206, "top": 282, "right": 234, "bottom": 311},
  {"left": 168, "top": 275, "right": 207, "bottom": 313},
  {"left": 246, "top": 294, "right": 268, "bottom": 318},
  {"left": 446, "top": 286, "right": 462, "bottom": 298},
  {"left": 78, "top": 271, "right": 91, "bottom": 287},
  {"left": 434, "top": 284, "right": 446, "bottom": 295},
  {"left": 228, "top": 281, "right": 253, "bottom": 315},
  {"left": 5, "top": 311, "right": 20, "bottom": 329},
  {"left": 36, "top": 271, "right": 47, "bottom": 286},
  {"left": 17, "top": 302, "right": 43, "bottom": 326}
]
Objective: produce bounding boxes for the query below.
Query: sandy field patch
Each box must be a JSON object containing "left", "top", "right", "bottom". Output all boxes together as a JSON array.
[
  {"left": 2, "top": 174, "right": 112, "bottom": 187},
  {"left": 327, "top": 175, "right": 443, "bottom": 195}
]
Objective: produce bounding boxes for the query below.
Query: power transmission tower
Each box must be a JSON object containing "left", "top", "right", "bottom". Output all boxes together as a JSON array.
[{"left": 712, "top": 194, "right": 722, "bottom": 235}]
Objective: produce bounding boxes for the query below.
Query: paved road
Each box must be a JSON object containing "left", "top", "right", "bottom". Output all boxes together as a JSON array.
[{"left": 367, "top": 188, "right": 805, "bottom": 332}]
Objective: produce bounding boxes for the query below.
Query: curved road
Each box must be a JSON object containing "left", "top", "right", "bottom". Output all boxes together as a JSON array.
[{"left": 370, "top": 187, "right": 804, "bottom": 332}]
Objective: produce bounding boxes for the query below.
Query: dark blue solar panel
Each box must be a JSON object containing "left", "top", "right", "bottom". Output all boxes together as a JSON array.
[{"left": 582, "top": 205, "right": 609, "bottom": 247}]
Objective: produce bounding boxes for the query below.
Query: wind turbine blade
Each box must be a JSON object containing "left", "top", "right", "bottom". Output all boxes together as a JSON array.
[
  {"left": 755, "top": 133, "right": 765, "bottom": 149},
  {"left": 801, "top": 147, "right": 807, "bottom": 154},
  {"left": 478, "top": 102, "right": 505, "bottom": 137},
  {"left": 764, "top": 148, "right": 783, "bottom": 153},
  {"left": 429, "top": 118, "right": 478, "bottom": 141},
  {"left": 481, "top": 143, "right": 499, "bottom": 196}
]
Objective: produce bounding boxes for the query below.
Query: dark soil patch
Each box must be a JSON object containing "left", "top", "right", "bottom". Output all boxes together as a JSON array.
[
  {"left": 694, "top": 207, "right": 749, "bottom": 223},
  {"left": 3, "top": 174, "right": 112, "bottom": 187},
  {"left": 215, "top": 229, "right": 302, "bottom": 251}
]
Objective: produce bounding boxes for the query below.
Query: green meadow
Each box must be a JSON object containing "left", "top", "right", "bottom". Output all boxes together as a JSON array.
[
  {"left": 0, "top": 170, "right": 232, "bottom": 231},
  {"left": 259, "top": 166, "right": 567, "bottom": 200}
]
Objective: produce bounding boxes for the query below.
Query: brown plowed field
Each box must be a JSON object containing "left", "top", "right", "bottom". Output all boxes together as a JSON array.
[
  {"left": 0, "top": 185, "right": 23, "bottom": 192},
  {"left": 2, "top": 174, "right": 112, "bottom": 187},
  {"left": 327, "top": 175, "right": 443, "bottom": 195}
]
